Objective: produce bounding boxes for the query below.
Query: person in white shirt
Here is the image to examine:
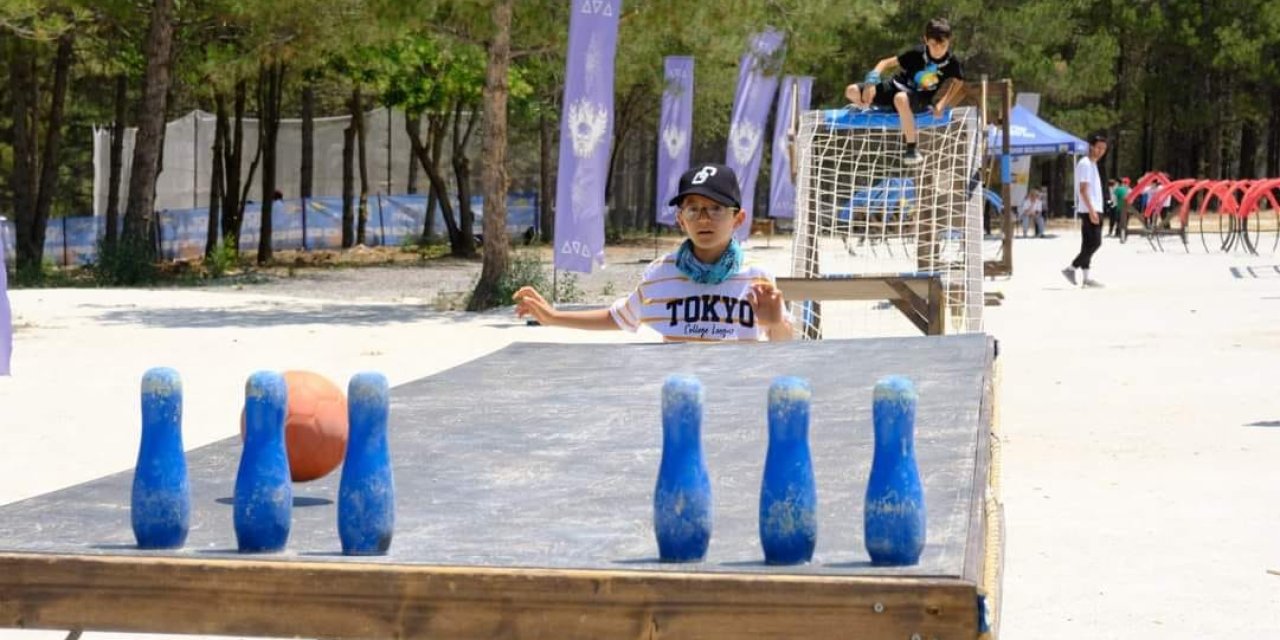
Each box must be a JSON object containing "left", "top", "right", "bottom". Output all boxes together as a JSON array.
[
  {"left": 1063, "top": 132, "right": 1108, "bottom": 288},
  {"left": 514, "top": 163, "right": 793, "bottom": 342},
  {"left": 1018, "top": 188, "right": 1045, "bottom": 238}
]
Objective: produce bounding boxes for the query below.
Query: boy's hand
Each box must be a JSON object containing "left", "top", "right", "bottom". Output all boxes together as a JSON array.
[
  {"left": 932, "top": 103, "right": 945, "bottom": 118},
  {"left": 844, "top": 84, "right": 861, "bottom": 104},
  {"left": 513, "top": 286, "right": 557, "bottom": 325},
  {"left": 747, "top": 281, "right": 787, "bottom": 329}
]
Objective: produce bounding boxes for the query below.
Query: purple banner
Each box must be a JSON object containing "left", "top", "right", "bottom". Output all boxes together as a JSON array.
[
  {"left": 1, "top": 221, "right": 11, "bottom": 375},
  {"left": 656, "top": 56, "right": 694, "bottom": 227},
  {"left": 725, "top": 28, "right": 785, "bottom": 240},
  {"left": 768, "top": 76, "right": 812, "bottom": 219},
  {"left": 553, "top": 0, "right": 621, "bottom": 273}
]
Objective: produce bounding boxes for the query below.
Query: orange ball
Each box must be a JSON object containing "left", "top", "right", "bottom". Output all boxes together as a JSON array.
[{"left": 240, "top": 371, "right": 349, "bottom": 482}]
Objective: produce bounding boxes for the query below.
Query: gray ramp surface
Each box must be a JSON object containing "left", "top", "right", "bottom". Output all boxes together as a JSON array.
[{"left": 0, "top": 335, "right": 993, "bottom": 578}]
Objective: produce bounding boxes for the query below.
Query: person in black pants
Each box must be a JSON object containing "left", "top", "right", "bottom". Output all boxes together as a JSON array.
[
  {"left": 1063, "top": 132, "right": 1108, "bottom": 288},
  {"left": 1104, "top": 179, "right": 1119, "bottom": 236}
]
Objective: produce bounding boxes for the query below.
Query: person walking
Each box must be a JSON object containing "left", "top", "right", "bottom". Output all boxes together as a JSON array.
[{"left": 1062, "top": 132, "right": 1108, "bottom": 288}]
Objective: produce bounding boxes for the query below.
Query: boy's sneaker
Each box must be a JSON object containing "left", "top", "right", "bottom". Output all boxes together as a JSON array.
[
  {"left": 902, "top": 148, "right": 925, "bottom": 166},
  {"left": 1082, "top": 279, "right": 1105, "bottom": 288},
  {"left": 1061, "top": 267, "right": 1078, "bottom": 286}
]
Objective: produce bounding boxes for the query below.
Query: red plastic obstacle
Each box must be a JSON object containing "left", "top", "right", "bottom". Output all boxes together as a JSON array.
[{"left": 240, "top": 370, "right": 349, "bottom": 482}]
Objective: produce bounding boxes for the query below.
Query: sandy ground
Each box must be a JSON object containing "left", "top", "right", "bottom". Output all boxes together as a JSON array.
[{"left": 2, "top": 228, "right": 1279, "bottom": 639}]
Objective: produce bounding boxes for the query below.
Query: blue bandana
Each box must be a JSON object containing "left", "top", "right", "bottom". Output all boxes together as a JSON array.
[{"left": 675, "top": 238, "right": 743, "bottom": 285}]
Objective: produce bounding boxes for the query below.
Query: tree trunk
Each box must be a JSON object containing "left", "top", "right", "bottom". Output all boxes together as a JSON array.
[
  {"left": 451, "top": 101, "right": 480, "bottom": 258},
  {"left": 468, "top": 0, "right": 514, "bottom": 310},
  {"left": 1268, "top": 88, "right": 1280, "bottom": 176},
  {"left": 221, "top": 80, "right": 247, "bottom": 250},
  {"left": 300, "top": 82, "right": 315, "bottom": 199},
  {"left": 539, "top": 106, "right": 555, "bottom": 242},
  {"left": 342, "top": 125, "right": 355, "bottom": 248},
  {"left": 407, "top": 113, "right": 420, "bottom": 196},
  {"left": 406, "top": 114, "right": 436, "bottom": 241},
  {"left": 238, "top": 139, "right": 262, "bottom": 238},
  {"left": 8, "top": 37, "right": 39, "bottom": 271},
  {"left": 1238, "top": 119, "right": 1257, "bottom": 179},
  {"left": 352, "top": 88, "right": 370, "bottom": 245},
  {"left": 257, "top": 62, "right": 284, "bottom": 264},
  {"left": 1109, "top": 40, "right": 1125, "bottom": 179},
  {"left": 1207, "top": 82, "right": 1223, "bottom": 179},
  {"left": 33, "top": 34, "right": 77, "bottom": 260},
  {"left": 206, "top": 93, "right": 227, "bottom": 258},
  {"left": 122, "top": 0, "right": 176, "bottom": 253},
  {"left": 410, "top": 113, "right": 459, "bottom": 245},
  {"left": 1141, "top": 72, "right": 1154, "bottom": 173},
  {"left": 105, "top": 73, "right": 128, "bottom": 250}
]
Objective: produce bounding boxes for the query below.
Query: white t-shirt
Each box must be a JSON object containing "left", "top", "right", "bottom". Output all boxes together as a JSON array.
[
  {"left": 1019, "top": 195, "right": 1043, "bottom": 216},
  {"left": 609, "top": 254, "right": 778, "bottom": 342},
  {"left": 1074, "top": 156, "right": 1102, "bottom": 215}
]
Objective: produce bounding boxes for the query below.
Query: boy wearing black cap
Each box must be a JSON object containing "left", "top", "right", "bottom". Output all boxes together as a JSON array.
[{"left": 514, "top": 163, "right": 793, "bottom": 342}]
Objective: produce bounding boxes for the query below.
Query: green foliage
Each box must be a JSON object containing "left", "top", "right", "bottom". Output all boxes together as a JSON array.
[
  {"left": 11, "top": 258, "right": 78, "bottom": 288},
  {"left": 90, "top": 237, "right": 157, "bottom": 286},
  {"left": 204, "top": 241, "right": 239, "bottom": 279},
  {"left": 479, "top": 250, "right": 583, "bottom": 309}
]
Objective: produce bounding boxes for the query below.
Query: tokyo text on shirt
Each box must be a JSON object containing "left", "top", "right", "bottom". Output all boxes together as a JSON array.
[{"left": 609, "top": 254, "right": 778, "bottom": 342}]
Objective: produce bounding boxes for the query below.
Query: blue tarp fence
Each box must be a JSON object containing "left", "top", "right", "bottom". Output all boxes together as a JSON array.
[{"left": 2, "top": 192, "right": 538, "bottom": 266}]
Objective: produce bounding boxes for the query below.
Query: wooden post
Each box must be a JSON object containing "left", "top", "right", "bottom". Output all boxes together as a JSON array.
[
  {"left": 1000, "top": 80, "right": 1014, "bottom": 276},
  {"left": 927, "top": 276, "right": 945, "bottom": 335}
]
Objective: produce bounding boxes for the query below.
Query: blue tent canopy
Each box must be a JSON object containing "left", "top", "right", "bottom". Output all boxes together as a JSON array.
[{"left": 987, "top": 105, "right": 1087, "bottom": 156}]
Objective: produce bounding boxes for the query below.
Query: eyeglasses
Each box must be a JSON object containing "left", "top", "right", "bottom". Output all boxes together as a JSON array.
[{"left": 678, "top": 204, "right": 736, "bottom": 221}]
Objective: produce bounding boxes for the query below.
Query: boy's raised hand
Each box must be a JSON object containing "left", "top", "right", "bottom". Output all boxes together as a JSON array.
[
  {"left": 747, "top": 281, "right": 787, "bottom": 329},
  {"left": 513, "top": 286, "right": 556, "bottom": 324}
]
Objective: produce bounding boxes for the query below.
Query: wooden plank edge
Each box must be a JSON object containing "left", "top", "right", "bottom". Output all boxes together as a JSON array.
[
  {"left": 980, "top": 347, "right": 1006, "bottom": 639},
  {"left": 963, "top": 337, "right": 1002, "bottom": 638},
  {"left": 0, "top": 553, "right": 982, "bottom": 639},
  {"left": 775, "top": 276, "right": 932, "bottom": 303}
]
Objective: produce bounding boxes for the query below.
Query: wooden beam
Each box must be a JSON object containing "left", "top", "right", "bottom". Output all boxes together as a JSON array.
[
  {"left": 927, "top": 276, "right": 946, "bottom": 336},
  {"left": 776, "top": 276, "right": 947, "bottom": 336},
  {"left": 775, "top": 276, "right": 933, "bottom": 303},
  {"left": 0, "top": 553, "right": 981, "bottom": 639},
  {"left": 983, "top": 260, "right": 1011, "bottom": 278},
  {"left": 884, "top": 279, "right": 930, "bottom": 335}
]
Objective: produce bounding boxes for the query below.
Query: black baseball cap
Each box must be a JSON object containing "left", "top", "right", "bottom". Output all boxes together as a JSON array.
[{"left": 668, "top": 163, "right": 742, "bottom": 209}]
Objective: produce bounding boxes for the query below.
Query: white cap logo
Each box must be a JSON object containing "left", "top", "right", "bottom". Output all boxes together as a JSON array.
[{"left": 692, "top": 165, "right": 717, "bottom": 185}]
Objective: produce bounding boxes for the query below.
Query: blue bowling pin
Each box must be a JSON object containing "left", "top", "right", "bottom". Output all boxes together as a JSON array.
[
  {"left": 653, "top": 375, "right": 712, "bottom": 563},
  {"left": 864, "top": 375, "right": 926, "bottom": 566},
  {"left": 234, "top": 371, "right": 291, "bottom": 553},
  {"left": 339, "top": 372, "right": 395, "bottom": 555},
  {"left": 759, "top": 376, "right": 817, "bottom": 565},
  {"left": 131, "top": 367, "right": 190, "bottom": 549}
]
